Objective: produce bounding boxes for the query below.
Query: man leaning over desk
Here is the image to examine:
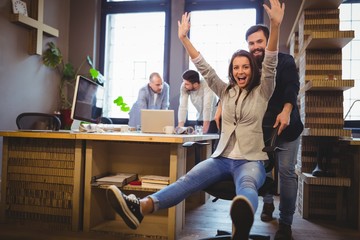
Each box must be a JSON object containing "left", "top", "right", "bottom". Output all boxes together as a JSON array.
[
  {"left": 128, "top": 72, "right": 170, "bottom": 128},
  {"left": 177, "top": 69, "right": 218, "bottom": 134}
]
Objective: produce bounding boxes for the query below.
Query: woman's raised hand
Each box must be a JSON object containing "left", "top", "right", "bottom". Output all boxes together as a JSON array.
[
  {"left": 177, "top": 12, "right": 199, "bottom": 59},
  {"left": 178, "top": 12, "right": 191, "bottom": 40},
  {"left": 263, "top": 0, "right": 285, "bottom": 27}
]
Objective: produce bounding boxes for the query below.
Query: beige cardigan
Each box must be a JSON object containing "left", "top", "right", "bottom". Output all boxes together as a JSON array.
[{"left": 192, "top": 50, "right": 278, "bottom": 161}]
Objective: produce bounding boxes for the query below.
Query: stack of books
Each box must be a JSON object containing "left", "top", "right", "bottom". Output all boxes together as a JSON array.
[
  {"left": 92, "top": 172, "right": 138, "bottom": 187},
  {"left": 140, "top": 175, "right": 170, "bottom": 190}
]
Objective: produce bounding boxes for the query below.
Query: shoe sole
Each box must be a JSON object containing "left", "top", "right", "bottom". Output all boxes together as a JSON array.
[
  {"left": 231, "top": 196, "right": 254, "bottom": 240},
  {"left": 106, "top": 185, "right": 140, "bottom": 229}
]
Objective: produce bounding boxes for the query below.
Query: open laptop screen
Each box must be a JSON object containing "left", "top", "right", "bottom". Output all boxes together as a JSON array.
[{"left": 71, "top": 75, "right": 104, "bottom": 123}]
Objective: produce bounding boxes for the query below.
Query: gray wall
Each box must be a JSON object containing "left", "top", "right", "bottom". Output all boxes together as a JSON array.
[{"left": 0, "top": 0, "right": 301, "bottom": 174}]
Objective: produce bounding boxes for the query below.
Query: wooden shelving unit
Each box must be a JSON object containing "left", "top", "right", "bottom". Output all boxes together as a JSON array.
[
  {"left": 300, "top": 79, "right": 354, "bottom": 94},
  {"left": 288, "top": 0, "right": 356, "bottom": 223},
  {"left": 83, "top": 140, "right": 176, "bottom": 239},
  {"left": 303, "top": 33, "right": 354, "bottom": 49}
]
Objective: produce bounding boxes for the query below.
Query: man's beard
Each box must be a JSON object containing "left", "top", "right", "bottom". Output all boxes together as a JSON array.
[{"left": 252, "top": 48, "right": 265, "bottom": 69}]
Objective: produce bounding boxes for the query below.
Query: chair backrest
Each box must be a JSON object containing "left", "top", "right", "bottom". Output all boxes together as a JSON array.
[
  {"left": 16, "top": 112, "right": 61, "bottom": 131},
  {"left": 100, "top": 117, "right": 113, "bottom": 124}
]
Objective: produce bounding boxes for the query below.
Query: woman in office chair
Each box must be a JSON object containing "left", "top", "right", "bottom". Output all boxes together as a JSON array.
[{"left": 106, "top": 1, "right": 284, "bottom": 239}]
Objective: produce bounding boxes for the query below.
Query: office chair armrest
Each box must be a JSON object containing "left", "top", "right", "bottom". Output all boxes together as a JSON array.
[
  {"left": 182, "top": 141, "right": 210, "bottom": 148},
  {"left": 183, "top": 141, "right": 210, "bottom": 165}
]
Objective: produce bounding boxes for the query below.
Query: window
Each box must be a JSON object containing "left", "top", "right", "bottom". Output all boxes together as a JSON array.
[
  {"left": 99, "top": 0, "right": 261, "bottom": 122},
  {"left": 185, "top": 1, "right": 260, "bottom": 120},
  {"left": 340, "top": 2, "right": 360, "bottom": 120},
  {"left": 100, "top": 0, "right": 170, "bottom": 119}
]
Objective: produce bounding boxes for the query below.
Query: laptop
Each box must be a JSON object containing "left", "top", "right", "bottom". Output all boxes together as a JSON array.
[{"left": 141, "top": 109, "right": 175, "bottom": 134}]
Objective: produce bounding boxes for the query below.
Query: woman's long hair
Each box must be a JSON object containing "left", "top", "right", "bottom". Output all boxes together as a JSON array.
[{"left": 226, "top": 50, "right": 261, "bottom": 98}]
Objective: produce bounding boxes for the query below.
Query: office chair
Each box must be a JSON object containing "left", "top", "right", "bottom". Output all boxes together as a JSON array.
[
  {"left": 183, "top": 126, "right": 285, "bottom": 240},
  {"left": 100, "top": 116, "right": 113, "bottom": 124},
  {"left": 16, "top": 112, "right": 61, "bottom": 131}
]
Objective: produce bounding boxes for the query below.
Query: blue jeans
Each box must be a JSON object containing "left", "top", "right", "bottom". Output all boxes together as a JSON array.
[
  {"left": 263, "top": 136, "right": 300, "bottom": 225},
  {"left": 150, "top": 157, "right": 266, "bottom": 213}
]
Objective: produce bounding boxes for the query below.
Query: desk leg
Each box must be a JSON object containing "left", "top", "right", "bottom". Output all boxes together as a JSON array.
[
  {"left": 83, "top": 141, "right": 94, "bottom": 232},
  {"left": 72, "top": 140, "right": 84, "bottom": 231},
  {"left": 168, "top": 143, "right": 186, "bottom": 240},
  {"left": 0, "top": 138, "right": 9, "bottom": 223}
]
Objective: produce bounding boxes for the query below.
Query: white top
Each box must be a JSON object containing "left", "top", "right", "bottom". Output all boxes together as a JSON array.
[{"left": 178, "top": 79, "right": 217, "bottom": 123}]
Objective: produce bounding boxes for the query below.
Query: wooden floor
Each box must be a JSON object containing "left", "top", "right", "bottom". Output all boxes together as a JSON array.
[
  {"left": 179, "top": 196, "right": 360, "bottom": 240},
  {"left": 0, "top": 195, "right": 359, "bottom": 240}
]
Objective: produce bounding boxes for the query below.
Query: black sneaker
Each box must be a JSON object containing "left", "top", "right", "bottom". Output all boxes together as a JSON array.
[
  {"left": 274, "top": 223, "right": 293, "bottom": 240},
  {"left": 260, "top": 202, "right": 275, "bottom": 222},
  {"left": 106, "top": 185, "right": 144, "bottom": 229},
  {"left": 230, "top": 196, "right": 254, "bottom": 240}
]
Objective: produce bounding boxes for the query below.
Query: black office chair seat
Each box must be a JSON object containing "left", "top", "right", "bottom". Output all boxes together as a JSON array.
[
  {"left": 16, "top": 112, "right": 61, "bottom": 131},
  {"left": 204, "top": 176, "right": 275, "bottom": 203}
]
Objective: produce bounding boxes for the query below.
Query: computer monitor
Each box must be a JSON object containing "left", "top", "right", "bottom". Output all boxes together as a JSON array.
[{"left": 71, "top": 75, "right": 104, "bottom": 123}]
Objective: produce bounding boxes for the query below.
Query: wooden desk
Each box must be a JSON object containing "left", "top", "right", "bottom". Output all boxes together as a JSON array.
[
  {"left": 78, "top": 132, "right": 216, "bottom": 239},
  {"left": 0, "top": 131, "right": 217, "bottom": 239}
]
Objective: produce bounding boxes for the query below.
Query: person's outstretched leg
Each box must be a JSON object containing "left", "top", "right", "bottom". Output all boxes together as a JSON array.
[
  {"left": 106, "top": 187, "right": 145, "bottom": 229},
  {"left": 107, "top": 157, "right": 231, "bottom": 229},
  {"left": 231, "top": 196, "right": 254, "bottom": 240},
  {"left": 231, "top": 160, "right": 266, "bottom": 239}
]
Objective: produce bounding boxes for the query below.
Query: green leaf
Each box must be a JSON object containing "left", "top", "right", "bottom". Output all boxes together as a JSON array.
[
  {"left": 63, "top": 63, "right": 75, "bottom": 80},
  {"left": 42, "top": 42, "right": 62, "bottom": 68},
  {"left": 121, "top": 104, "right": 130, "bottom": 112},
  {"left": 113, "top": 96, "right": 130, "bottom": 112},
  {"left": 89, "top": 68, "right": 99, "bottom": 80},
  {"left": 113, "top": 96, "right": 124, "bottom": 105}
]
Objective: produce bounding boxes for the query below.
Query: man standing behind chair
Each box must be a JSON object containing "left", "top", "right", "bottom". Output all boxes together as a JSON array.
[
  {"left": 128, "top": 72, "right": 170, "bottom": 128},
  {"left": 246, "top": 24, "right": 304, "bottom": 240},
  {"left": 178, "top": 69, "right": 217, "bottom": 134}
]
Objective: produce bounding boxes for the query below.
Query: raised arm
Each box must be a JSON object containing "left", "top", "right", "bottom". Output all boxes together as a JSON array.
[
  {"left": 178, "top": 12, "right": 200, "bottom": 59},
  {"left": 263, "top": 0, "right": 285, "bottom": 52}
]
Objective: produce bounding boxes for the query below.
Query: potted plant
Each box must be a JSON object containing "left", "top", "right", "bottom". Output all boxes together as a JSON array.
[{"left": 42, "top": 42, "right": 104, "bottom": 128}]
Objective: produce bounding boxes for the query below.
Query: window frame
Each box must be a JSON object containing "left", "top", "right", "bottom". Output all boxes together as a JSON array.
[
  {"left": 185, "top": 0, "right": 264, "bottom": 23},
  {"left": 99, "top": 0, "right": 171, "bottom": 80},
  {"left": 99, "top": 0, "right": 171, "bottom": 123}
]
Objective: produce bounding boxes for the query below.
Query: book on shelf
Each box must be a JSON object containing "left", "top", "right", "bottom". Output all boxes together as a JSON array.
[
  {"left": 92, "top": 172, "right": 138, "bottom": 187},
  {"left": 140, "top": 175, "right": 170, "bottom": 185},
  {"left": 141, "top": 182, "right": 168, "bottom": 190}
]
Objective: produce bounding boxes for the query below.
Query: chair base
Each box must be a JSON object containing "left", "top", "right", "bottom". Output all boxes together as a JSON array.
[{"left": 199, "top": 230, "right": 270, "bottom": 240}]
